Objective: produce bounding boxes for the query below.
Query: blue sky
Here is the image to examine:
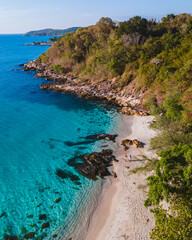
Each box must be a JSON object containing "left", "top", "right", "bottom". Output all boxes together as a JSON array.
[{"left": 0, "top": 0, "right": 192, "bottom": 33}]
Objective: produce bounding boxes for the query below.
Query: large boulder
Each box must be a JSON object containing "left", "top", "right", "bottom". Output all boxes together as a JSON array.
[
  {"left": 132, "top": 139, "right": 143, "bottom": 148},
  {"left": 121, "top": 139, "right": 143, "bottom": 150},
  {"left": 121, "top": 139, "right": 133, "bottom": 150}
]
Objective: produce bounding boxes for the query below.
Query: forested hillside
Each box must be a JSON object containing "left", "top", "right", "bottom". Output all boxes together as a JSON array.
[
  {"left": 38, "top": 13, "right": 192, "bottom": 239},
  {"left": 39, "top": 14, "right": 192, "bottom": 122}
]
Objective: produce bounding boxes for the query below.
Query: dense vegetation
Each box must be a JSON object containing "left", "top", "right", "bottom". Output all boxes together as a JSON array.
[
  {"left": 38, "top": 13, "right": 192, "bottom": 239},
  {"left": 39, "top": 14, "right": 192, "bottom": 117},
  {"left": 145, "top": 102, "right": 192, "bottom": 239}
]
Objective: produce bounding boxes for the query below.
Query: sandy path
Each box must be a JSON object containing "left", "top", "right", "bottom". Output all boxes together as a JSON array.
[{"left": 85, "top": 115, "right": 156, "bottom": 240}]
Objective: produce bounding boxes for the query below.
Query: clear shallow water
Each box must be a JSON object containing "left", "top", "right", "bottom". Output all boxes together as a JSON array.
[{"left": 0, "top": 35, "right": 119, "bottom": 239}]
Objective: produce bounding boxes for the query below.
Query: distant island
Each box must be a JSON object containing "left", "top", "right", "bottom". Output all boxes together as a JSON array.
[{"left": 24, "top": 27, "right": 80, "bottom": 36}]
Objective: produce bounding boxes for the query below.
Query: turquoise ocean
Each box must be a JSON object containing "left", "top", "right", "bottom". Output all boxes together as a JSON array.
[{"left": 0, "top": 35, "right": 119, "bottom": 239}]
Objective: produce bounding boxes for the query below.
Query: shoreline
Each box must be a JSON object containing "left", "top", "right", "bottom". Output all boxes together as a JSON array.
[
  {"left": 23, "top": 60, "right": 149, "bottom": 117},
  {"left": 22, "top": 60, "right": 156, "bottom": 240},
  {"left": 85, "top": 115, "right": 156, "bottom": 240}
]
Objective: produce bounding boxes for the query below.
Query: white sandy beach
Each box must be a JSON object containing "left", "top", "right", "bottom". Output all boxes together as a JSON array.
[{"left": 85, "top": 115, "right": 157, "bottom": 240}]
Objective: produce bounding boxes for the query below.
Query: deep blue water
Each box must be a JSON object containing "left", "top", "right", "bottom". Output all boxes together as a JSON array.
[{"left": 0, "top": 35, "right": 119, "bottom": 239}]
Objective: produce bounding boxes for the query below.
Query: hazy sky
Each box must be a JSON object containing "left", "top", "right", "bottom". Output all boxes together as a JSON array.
[{"left": 0, "top": 0, "right": 192, "bottom": 33}]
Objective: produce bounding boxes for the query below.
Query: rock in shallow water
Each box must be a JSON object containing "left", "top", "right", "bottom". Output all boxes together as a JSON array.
[
  {"left": 0, "top": 212, "right": 7, "bottom": 218},
  {"left": 68, "top": 149, "right": 117, "bottom": 180},
  {"left": 24, "top": 232, "right": 35, "bottom": 239},
  {"left": 64, "top": 140, "right": 95, "bottom": 146},
  {"left": 85, "top": 133, "right": 118, "bottom": 142},
  {"left": 54, "top": 197, "right": 61, "bottom": 203},
  {"left": 56, "top": 169, "right": 81, "bottom": 184},
  {"left": 41, "top": 222, "right": 50, "bottom": 229},
  {"left": 56, "top": 169, "right": 68, "bottom": 179},
  {"left": 39, "top": 214, "right": 47, "bottom": 220},
  {"left": 4, "top": 236, "right": 18, "bottom": 240}
]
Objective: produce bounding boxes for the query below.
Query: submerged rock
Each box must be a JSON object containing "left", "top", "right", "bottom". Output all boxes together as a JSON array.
[
  {"left": 36, "top": 203, "right": 42, "bottom": 208},
  {"left": 70, "top": 174, "right": 80, "bottom": 181},
  {"left": 39, "top": 214, "right": 47, "bottom": 220},
  {"left": 29, "top": 223, "right": 38, "bottom": 228},
  {"left": 4, "top": 236, "right": 18, "bottom": 240},
  {"left": 56, "top": 169, "right": 68, "bottom": 179},
  {"left": 41, "top": 222, "right": 50, "bottom": 229},
  {"left": 68, "top": 149, "right": 117, "bottom": 180},
  {"left": 0, "top": 212, "right": 7, "bottom": 218},
  {"left": 54, "top": 197, "right": 61, "bottom": 203},
  {"left": 73, "top": 181, "right": 81, "bottom": 185},
  {"left": 56, "top": 169, "right": 81, "bottom": 184},
  {"left": 21, "top": 227, "right": 27, "bottom": 234},
  {"left": 24, "top": 232, "right": 35, "bottom": 239},
  {"left": 64, "top": 140, "right": 95, "bottom": 146}
]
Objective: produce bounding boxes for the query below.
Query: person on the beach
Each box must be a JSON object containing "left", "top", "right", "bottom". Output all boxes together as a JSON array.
[
  {"left": 128, "top": 155, "right": 132, "bottom": 162},
  {"left": 124, "top": 154, "right": 127, "bottom": 161}
]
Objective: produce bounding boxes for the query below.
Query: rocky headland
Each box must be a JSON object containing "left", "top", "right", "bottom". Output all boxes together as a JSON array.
[
  {"left": 24, "top": 42, "right": 52, "bottom": 46},
  {"left": 23, "top": 60, "right": 149, "bottom": 117}
]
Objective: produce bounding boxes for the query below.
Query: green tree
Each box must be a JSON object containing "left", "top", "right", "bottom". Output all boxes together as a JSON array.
[{"left": 117, "top": 16, "right": 149, "bottom": 37}]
